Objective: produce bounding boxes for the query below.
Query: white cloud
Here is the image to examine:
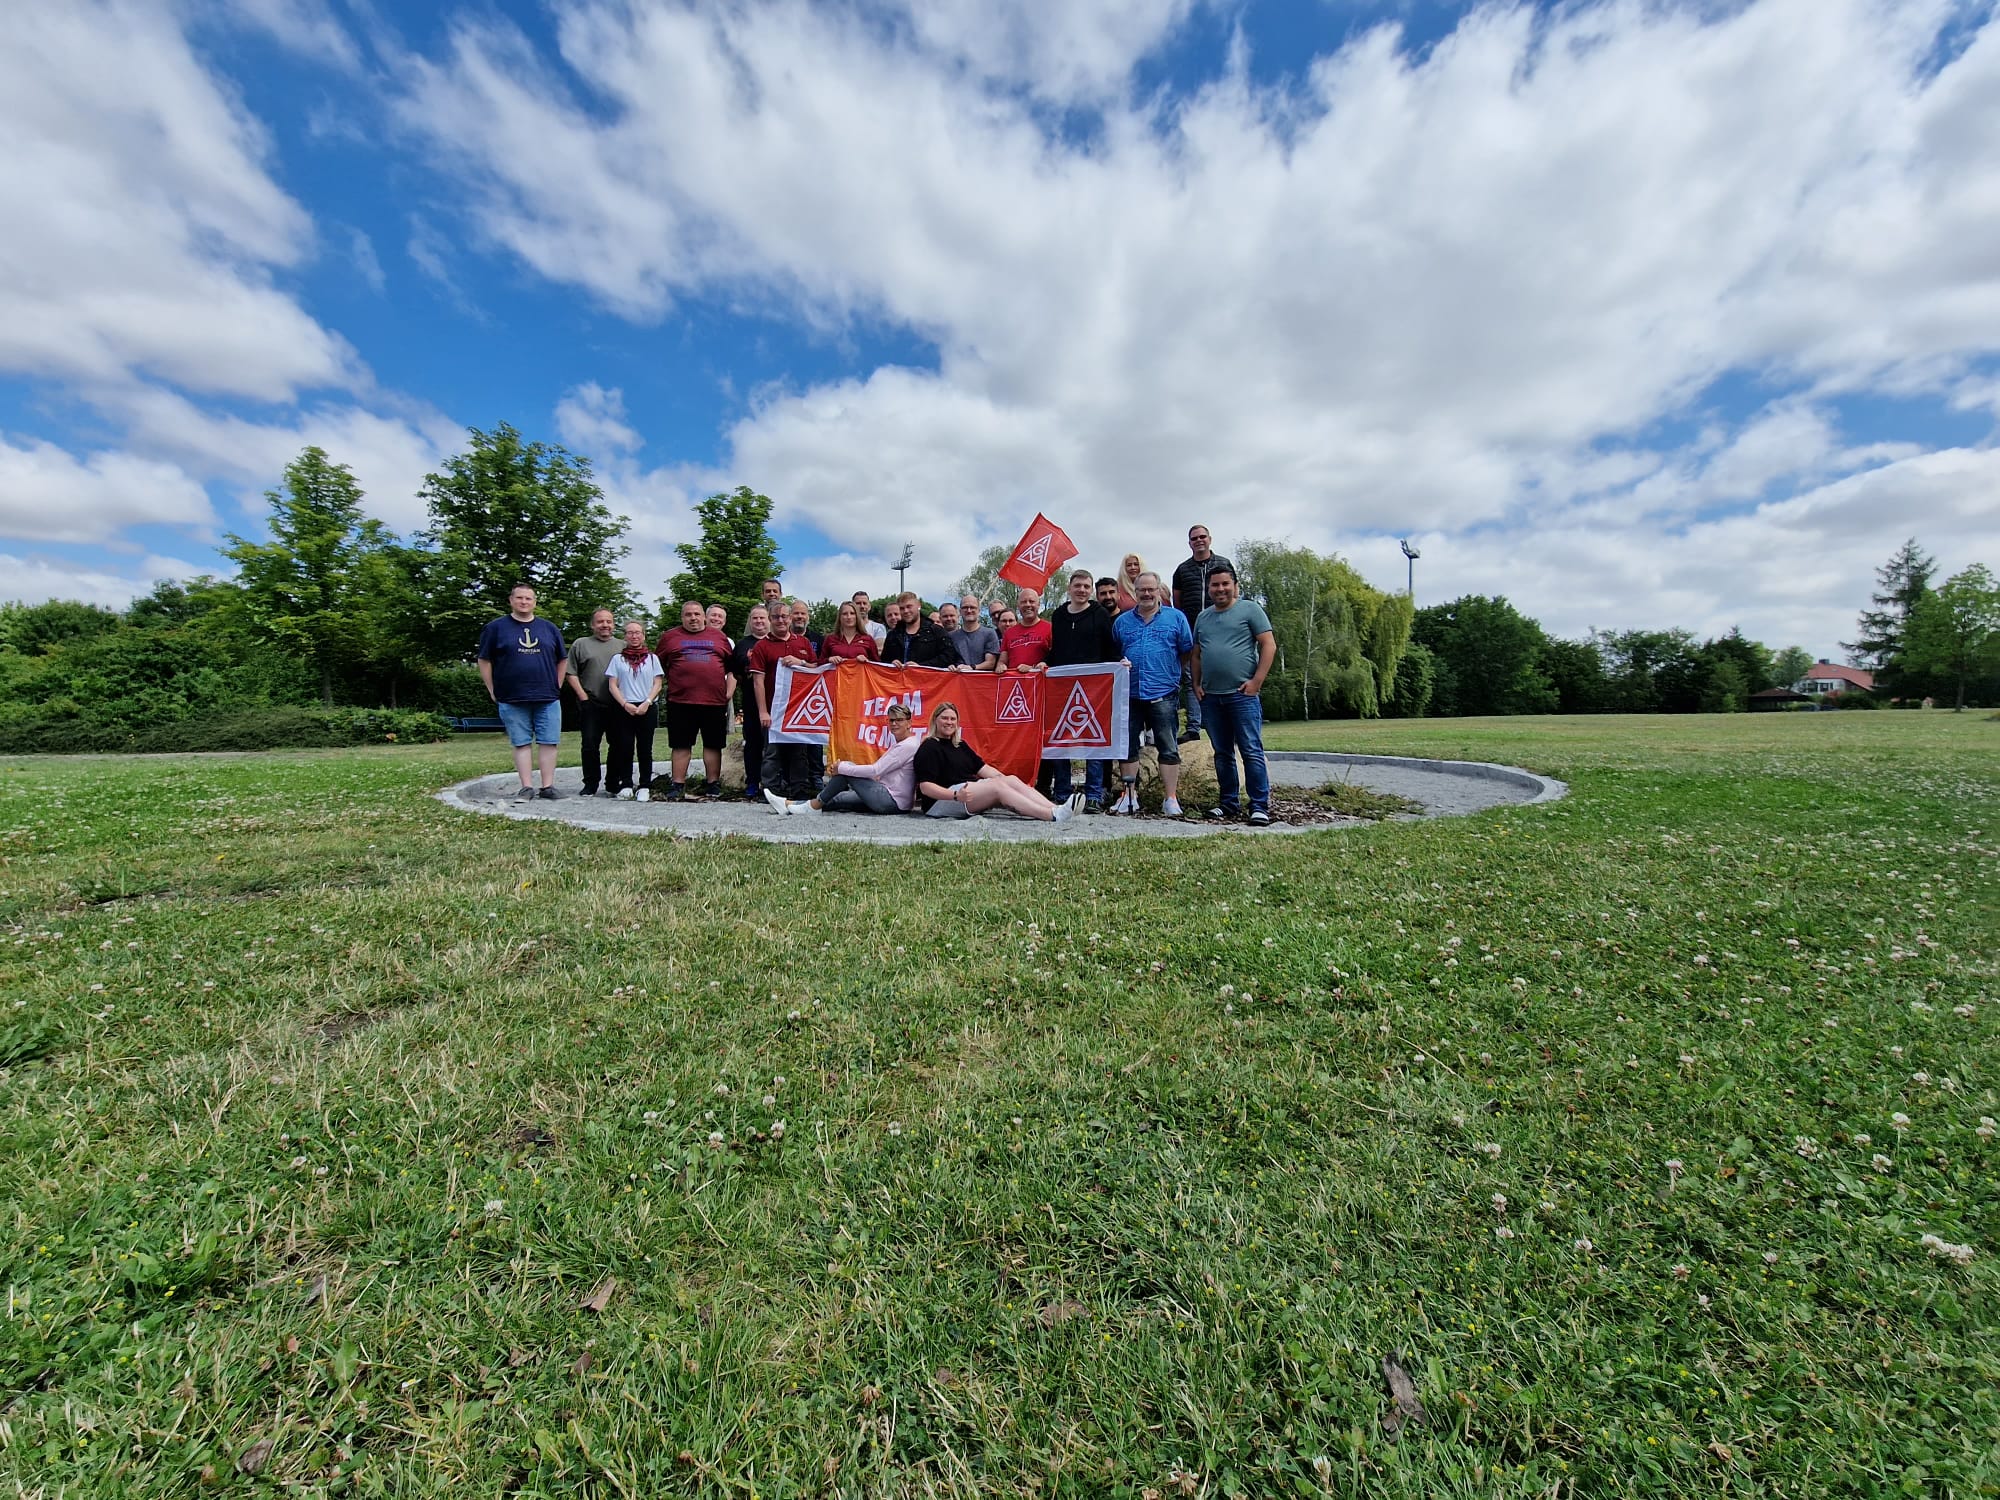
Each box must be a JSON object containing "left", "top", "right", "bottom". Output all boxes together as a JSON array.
[
  {"left": 103, "top": 387, "right": 460, "bottom": 534},
  {"left": 555, "top": 383, "right": 642, "bottom": 456},
  {"left": 396, "top": 0, "right": 2000, "bottom": 646},
  {"left": 346, "top": 226, "right": 386, "bottom": 292},
  {"left": 0, "top": 1, "right": 356, "bottom": 399},
  {"left": 0, "top": 436, "right": 216, "bottom": 544},
  {"left": 0, "top": 551, "right": 213, "bottom": 610},
  {"left": 209, "top": 0, "right": 362, "bottom": 71}
]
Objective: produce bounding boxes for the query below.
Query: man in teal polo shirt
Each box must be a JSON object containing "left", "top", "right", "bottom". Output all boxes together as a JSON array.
[{"left": 1191, "top": 565, "right": 1276, "bottom": 824}]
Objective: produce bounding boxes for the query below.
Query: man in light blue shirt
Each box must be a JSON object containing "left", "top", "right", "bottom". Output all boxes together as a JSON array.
[
  {"left": 1192, "top": 564, "right": 1277, "bottom": 824},
  {"left": 1110, "top": 572, "right": 1194, "bottom": 816}
]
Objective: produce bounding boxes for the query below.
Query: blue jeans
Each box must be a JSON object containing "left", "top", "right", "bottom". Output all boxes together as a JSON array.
[
  {"left": 1181, "top": 668, "right": 1203, "bottom": 735},
  {"left": 1203, "top": 691, "right": 1268, "bottom": 812},
  {"left": 1051, "top": 758, "right": 1106, "bottom": 801}
]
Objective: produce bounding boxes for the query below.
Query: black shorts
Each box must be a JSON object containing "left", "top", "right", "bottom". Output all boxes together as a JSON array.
[{"left": 665, "top": 702, "right": 729, "bottom": 751}]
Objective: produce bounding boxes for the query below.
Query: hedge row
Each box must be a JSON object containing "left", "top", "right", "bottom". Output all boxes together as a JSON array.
[{"left": 0, "top": 707, "right": 451, "bottom": 756}]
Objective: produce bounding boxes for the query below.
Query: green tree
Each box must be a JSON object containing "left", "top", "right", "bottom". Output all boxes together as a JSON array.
[
  {"left": 1594, "top": 628, "right": 1698, "bottom": 713},
  {"left": 1235, "top": 541, "right": 1407, "bottom": 718},
  {"left": 1771, "top": 645, "right": 1815, "bottom": 689},
  {"left": 1413, "top": 596, "right": 1554, "bottom": 716},
  {"left": 1702, "top": 627, "right": 1776, "bottom": 696},
  {"left": 1541, "top": 637, "right": 1611, "bottom": 712},
  {"left": 1903, "top": 564, "right": 2000, "bottom": 711},
  {"left": 1382, "top": 640, "right": 1436, "bottom": 718},
  {"left": 222, "top": 448, "right": 407, "bottom": 706},
  {"left": 0, "top": 600, "right": 122, "bottom": 657},
  {"left": 126, "top": 576, "right": 238, "bottom": 631},
  {"left": 1844, "top": 537, "right": 1934, "bottom": 694},
  {"left": 410, "top": 423, "right": 632, "bottom": 660},
  {"left": 667, "top": 486, "right": 783, "bottom": 631}
]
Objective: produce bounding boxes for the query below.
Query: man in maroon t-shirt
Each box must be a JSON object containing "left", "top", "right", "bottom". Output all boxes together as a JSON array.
[
  {"left": 656, "top": 599, "right": 736, "bottom": 800},
  {"left": 999, "top": 589, "right": 1053, "bottom": 671},
  {"left": 747, "top": 604, "right": 820, "bottom": 800}
]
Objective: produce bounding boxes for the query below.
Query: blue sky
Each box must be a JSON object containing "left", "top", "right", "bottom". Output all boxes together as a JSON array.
[{"left": 3, "top": 0, "right": 1996, "bottom": 653}]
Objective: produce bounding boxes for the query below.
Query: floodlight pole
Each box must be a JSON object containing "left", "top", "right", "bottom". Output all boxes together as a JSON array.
[
  {"left": 895, "top": 542, "right": 915, "bottom": 596},
  {"left": 1399, "top": 538, "right": 1421, "bottom": 602}
]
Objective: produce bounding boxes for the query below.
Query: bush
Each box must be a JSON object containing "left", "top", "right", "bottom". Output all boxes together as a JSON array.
[
  {"left": 411, "top": 663, "right": 493, "bottom": 718},
  {"left": 0, "top": 707, "right": 450, "bottom": 755},
  {"left": 1832, "top": 691, "right": 1881, "bottom": 710}
]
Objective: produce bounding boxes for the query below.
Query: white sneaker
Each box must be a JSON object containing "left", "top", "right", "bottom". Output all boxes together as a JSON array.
[
  {"left": 794, "top": 800, "right": 822, "bottom": 815},
  {"left": 1052, "top": 803, "right": 1074, "bottom": 823},
  {"left": 1162, "top": 797, "right": 1183, "bottom": 817},
  {"left": 635, "top": 787, "right": 650, "bottom": 803},
  {"left": 615, "top": 787, "right": 635, "bottom": 800},
  {"left": 763, "top": 788, "right": 792, "bottom": 815},
  {"left": 1118, "top": 789, "right": 1138, "bottom": 815}
]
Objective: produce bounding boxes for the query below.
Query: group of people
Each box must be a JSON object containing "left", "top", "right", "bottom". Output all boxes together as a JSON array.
[{"left": 475, "top": 524, "right": 1279, "bottom": 824}]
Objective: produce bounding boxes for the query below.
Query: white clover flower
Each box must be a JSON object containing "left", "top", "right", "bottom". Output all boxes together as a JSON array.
[
  {"left": 1478, "top": 1142, "right": 1502, "bottom": 1160},
  {"left": 1853, "top": 1133, "right": 1872, "bottom": 1146},
  {"left": 1976, "top": 1117, "right": 1996, "bottom": 1141},
  {"left": 1919, "top": 1233, "right": 1975, "bottom": 1266},
  {"left": 887, "top": 1122, "right": 903, "bottom": 1137},
  {"left": 1873, "top": 1154, "right": 1893, "bottom": 1173},
  {"left": 713, "top": 1083, "right": 731, "bottom": 1096},
  {"left": 762, "top": 1094, "right": 776, "bottom": 1108},
  {"left": 1892, "top": 1112, "right": 1912, "bottom": 1130},
  {"left": 1671, "top": 1264, "right": 1690, "bottom": 1280},
  {"left": 707, "top": 1131, "right": 724, "bottom": 1146},
  {"left": 1911, "top": 1071, "right": 1931, "bottom": 1086},
  {"left": 1491, "top": 1193, "right": 1507, "bottom": 1212},
  {"left": 290, "top": 1155, "right": 308, "bottom": 1169},
  {"left": 484, "top": 1199, "right": 506, "bottom": 1216},
  {"left": 1952, "top": 1005, "right": 1975, "bottom": 1018},
  {"left": 788, "top": 1009, "right": 802, "bottom": 1021},
  {"left": 773, "top": 1076, "right": 785, "bottom": 1087},
  {"left": 1794, "top": 1136, "right": 1820, "bottom": 1160},
  {"left": 1697, "top": 1293, "right": 1712, "bottom": 1308},
  {"left": 1494, "top": 1226, "right": 1515, "bottom": 1241},
  {"left": 642, "top": 1111, "right": 660, "bottom": 1123},
  {"left": 1762, "top": 1251, "right": 1779, "bottom": 1265},
  {"left": 1573, "top": 1238, "right": 1594, "bottom": 1254},
  {"left": 769, "top": 1120, "right": 786, "bottom": 1140}
]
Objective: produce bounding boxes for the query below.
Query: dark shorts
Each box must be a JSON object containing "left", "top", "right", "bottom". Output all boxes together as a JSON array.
[
  {"left": 1128, "top": 695, "right": 1181, "bottom": 762},
  {"left": 665, "top": 702, "right": 729, "bottom": 751}
]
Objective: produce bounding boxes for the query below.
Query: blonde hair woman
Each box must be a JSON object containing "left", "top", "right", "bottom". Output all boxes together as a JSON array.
[
  {"left": 1116, "top": 552, "right": 1146, "bottom": 612},
  {"left": 820, "top": 600, "right": 879, "bottom": 661},
  {"left": 912, "top": 702, "right": 1078, "bottom": 821}
]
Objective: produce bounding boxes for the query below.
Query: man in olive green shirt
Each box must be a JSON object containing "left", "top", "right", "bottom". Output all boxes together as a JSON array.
[{"left": 566, "top": 607, "right": 623, "bottom": 796}]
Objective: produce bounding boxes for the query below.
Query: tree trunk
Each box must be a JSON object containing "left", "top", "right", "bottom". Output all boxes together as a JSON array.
[{"left": 320, "top": 662, "right": 334, "bottom": 708}]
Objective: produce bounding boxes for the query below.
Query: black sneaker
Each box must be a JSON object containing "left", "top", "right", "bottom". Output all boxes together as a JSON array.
[
  {"left": 1083, "top": 799, "right": 1104, "bottom": 815},
  {"left": 1177, "top": 730, "right": 1200, "bottom": 745},
  {"left": 1207, "top": 805, "right": 1237, "bottom": 821},
  {"left": 514, "top": 785, "right": 538, "bottom": 802},
  {"left": 702, "top": 781, "right": 725, "bottom": 799},
  {"left": 1247, "top": 809, "right": 1272, "bottom": 826},
  {"left": 663, "top": 782, "right": 685, "bottom": 802},
  {"left": 537, "top": 787, "right": 560, "bottom": 801},
  {"left": 579, "top": 786, "right": 600, "bottom": 798}
]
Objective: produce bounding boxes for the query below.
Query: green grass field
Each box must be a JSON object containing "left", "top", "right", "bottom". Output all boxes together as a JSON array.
[{"left": 2, "top": 714, "right": 1994, "bottom": 1496}]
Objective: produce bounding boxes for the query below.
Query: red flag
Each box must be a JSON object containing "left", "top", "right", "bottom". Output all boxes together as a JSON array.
[{"left": 998, "top": 512, "right": 1077, "bottom": 594}]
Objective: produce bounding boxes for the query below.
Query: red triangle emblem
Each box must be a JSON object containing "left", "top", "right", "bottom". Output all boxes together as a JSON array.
[
  {"left": 996, "top": 677, "right": 1035, "bottom": 723},
  {"left": 1044, "top": 679, "right": 1106, "bottom": 748},
  {"left": 781, "top": 673, "right": 835, "bottom": 733}
]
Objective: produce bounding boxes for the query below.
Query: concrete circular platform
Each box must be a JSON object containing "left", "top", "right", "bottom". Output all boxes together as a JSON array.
[{"left": 436, "top": 752, "right": 1565, "bottom": 844}]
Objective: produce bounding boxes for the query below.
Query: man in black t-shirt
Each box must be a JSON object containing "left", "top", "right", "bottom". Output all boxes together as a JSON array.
[
  {"left": 1045, "top": 568, "right": 1121, "bottom": 812},
  {"left": 476, "top": 584, "right": 570, "bottom": 801},
  {"left": 1171, "top": 524, "right": 1232, "bottom": 743}
]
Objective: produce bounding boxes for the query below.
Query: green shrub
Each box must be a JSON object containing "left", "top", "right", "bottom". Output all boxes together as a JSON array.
[
  {"left": 411, "top": 663, "right": 492, "bottom": 718},
  {"left": 0, "top": 707, "right": 450, "bottom": 755},
  {"left": 1833, "top": 691, "right": 1881, "bottom": 710}
]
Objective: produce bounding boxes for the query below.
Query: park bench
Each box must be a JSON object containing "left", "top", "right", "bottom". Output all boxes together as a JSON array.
[{"left": 446, "top": 715, "right": 505, "bottom": 732}]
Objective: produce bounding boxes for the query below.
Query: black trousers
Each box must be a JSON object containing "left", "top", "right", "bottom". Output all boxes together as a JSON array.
[
  {"left": 576, "top": 700, "right": 611, "bottom": 792},
  {"left": 606, "top": 705, "right": 658, "bottom": 793},
  {"left": 740, "top": 706, "right": 767, "bottom": 790}
]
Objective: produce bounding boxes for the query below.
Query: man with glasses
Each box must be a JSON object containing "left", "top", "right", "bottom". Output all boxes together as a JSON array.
[
  {"left": 947, "top": 596, "right": 1000, "bottom": 670},
  {"left": 1192, "top": 565, "right": 1275, "bottom": 825},
  {"left": 1046, "top": 567, "right": 1119, "bottom": 813},
  {"left": 1172, "top": 525, "right": 1232, "bottom": 744},
  {"left": 1111, "top": 572, "right": 1194, "bottom": 816}
]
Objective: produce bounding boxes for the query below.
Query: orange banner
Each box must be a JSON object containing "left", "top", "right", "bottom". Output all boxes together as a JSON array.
[{"left": 775, "top": 661, "right": 1136, "bottom": 782}]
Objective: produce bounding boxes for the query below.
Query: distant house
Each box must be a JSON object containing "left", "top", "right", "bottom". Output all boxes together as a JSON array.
[{"left": 1795, "top": 660, "right": 1874, "bottom": 698}]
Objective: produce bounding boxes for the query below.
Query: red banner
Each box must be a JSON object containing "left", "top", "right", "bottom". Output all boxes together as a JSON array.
[
  {"left": 769, "top": 661, "right": 1127, "bottom": 780},
  {"left": 998, "top": 512, "right": 1078, "bottom": 595}
]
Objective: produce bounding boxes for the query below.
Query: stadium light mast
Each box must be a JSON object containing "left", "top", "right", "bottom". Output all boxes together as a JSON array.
[
  {"left": 895, "top": 542, "right": 915, "bottom": 596},
  {"left": 1399, "top": 538, "right": 1421, "bottom": 602}
]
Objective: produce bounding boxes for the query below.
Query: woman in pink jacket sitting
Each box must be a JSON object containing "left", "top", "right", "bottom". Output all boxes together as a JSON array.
[{"left": 765, "top": 702, "right": 920, "bottom": 815}]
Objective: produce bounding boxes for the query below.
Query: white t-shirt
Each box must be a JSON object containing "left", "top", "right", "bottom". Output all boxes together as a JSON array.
[
  {"left": 864, "top": 621, "right": 888, "bottom": 644},
  {"left": 607, "top": 653, "right": 663, "bottom": 706}
]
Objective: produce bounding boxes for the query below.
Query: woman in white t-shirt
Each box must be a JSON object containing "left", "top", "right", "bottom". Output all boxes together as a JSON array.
[{"left": 606, "top": 620, "right": 664, "bottom": 800}]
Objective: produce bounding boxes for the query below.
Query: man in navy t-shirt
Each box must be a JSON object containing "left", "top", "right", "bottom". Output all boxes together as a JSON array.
[{"left": 476, "top": 584, "right": 570, "bottom": 801}]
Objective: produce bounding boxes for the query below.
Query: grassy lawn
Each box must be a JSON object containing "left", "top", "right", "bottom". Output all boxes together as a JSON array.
[{"left": 2, "top": 714, "right": 1994, "bottom": 1496}]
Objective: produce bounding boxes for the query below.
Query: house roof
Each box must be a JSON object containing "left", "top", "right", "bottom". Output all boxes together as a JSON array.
[{"left": 1801, "top": 663, "right": 1874, "bottom": 689}]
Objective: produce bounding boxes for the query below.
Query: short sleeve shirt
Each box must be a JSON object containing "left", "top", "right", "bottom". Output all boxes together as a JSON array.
[
  {"left": 1194, "top": 600, "right": 1273, "bottom": 694},
  {"left": 1001, "top": 619, "right": 1052, "bottom": 668},
  {"left": 478, "top": 615, "right": 566, "bottom": 704},
  {"left": 747, "top": 635, "right": 816, "bottom": 703},
  {"left": 566, "top": 634, "right": 623, "bottom": 703},
  {"left": 820, "top": 633, "right": 880, "bottom": 662},
  {"left": 656, "top": 627, "right": 736, "bottom": 705},
  {"left": 912, "top": 737, "right": 985, "bottom": 809},
  {"left": 949, "top": 625, "right": 1001, "bottom": 667},
  {"left": 607, "top": 652, "right": 663, "bottom": 707},
  {"left": 1113, "top": 606, "right": 1194, "bottom": 700}
]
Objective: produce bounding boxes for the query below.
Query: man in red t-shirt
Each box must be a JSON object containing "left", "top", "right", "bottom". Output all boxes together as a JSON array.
[
  {"left": 655, "top": 600, "right": 737, "bottom": 800},
  {"left": 747, "top": 603, "right": 820, "bottom": 800},
  {"left": 999, "top": 590, "right": 1052, "bottom": 672}
]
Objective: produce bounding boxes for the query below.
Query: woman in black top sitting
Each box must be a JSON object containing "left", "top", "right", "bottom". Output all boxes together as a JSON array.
[{"left": 913, "top": 702, "right": 1079, "bottom": 821}]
